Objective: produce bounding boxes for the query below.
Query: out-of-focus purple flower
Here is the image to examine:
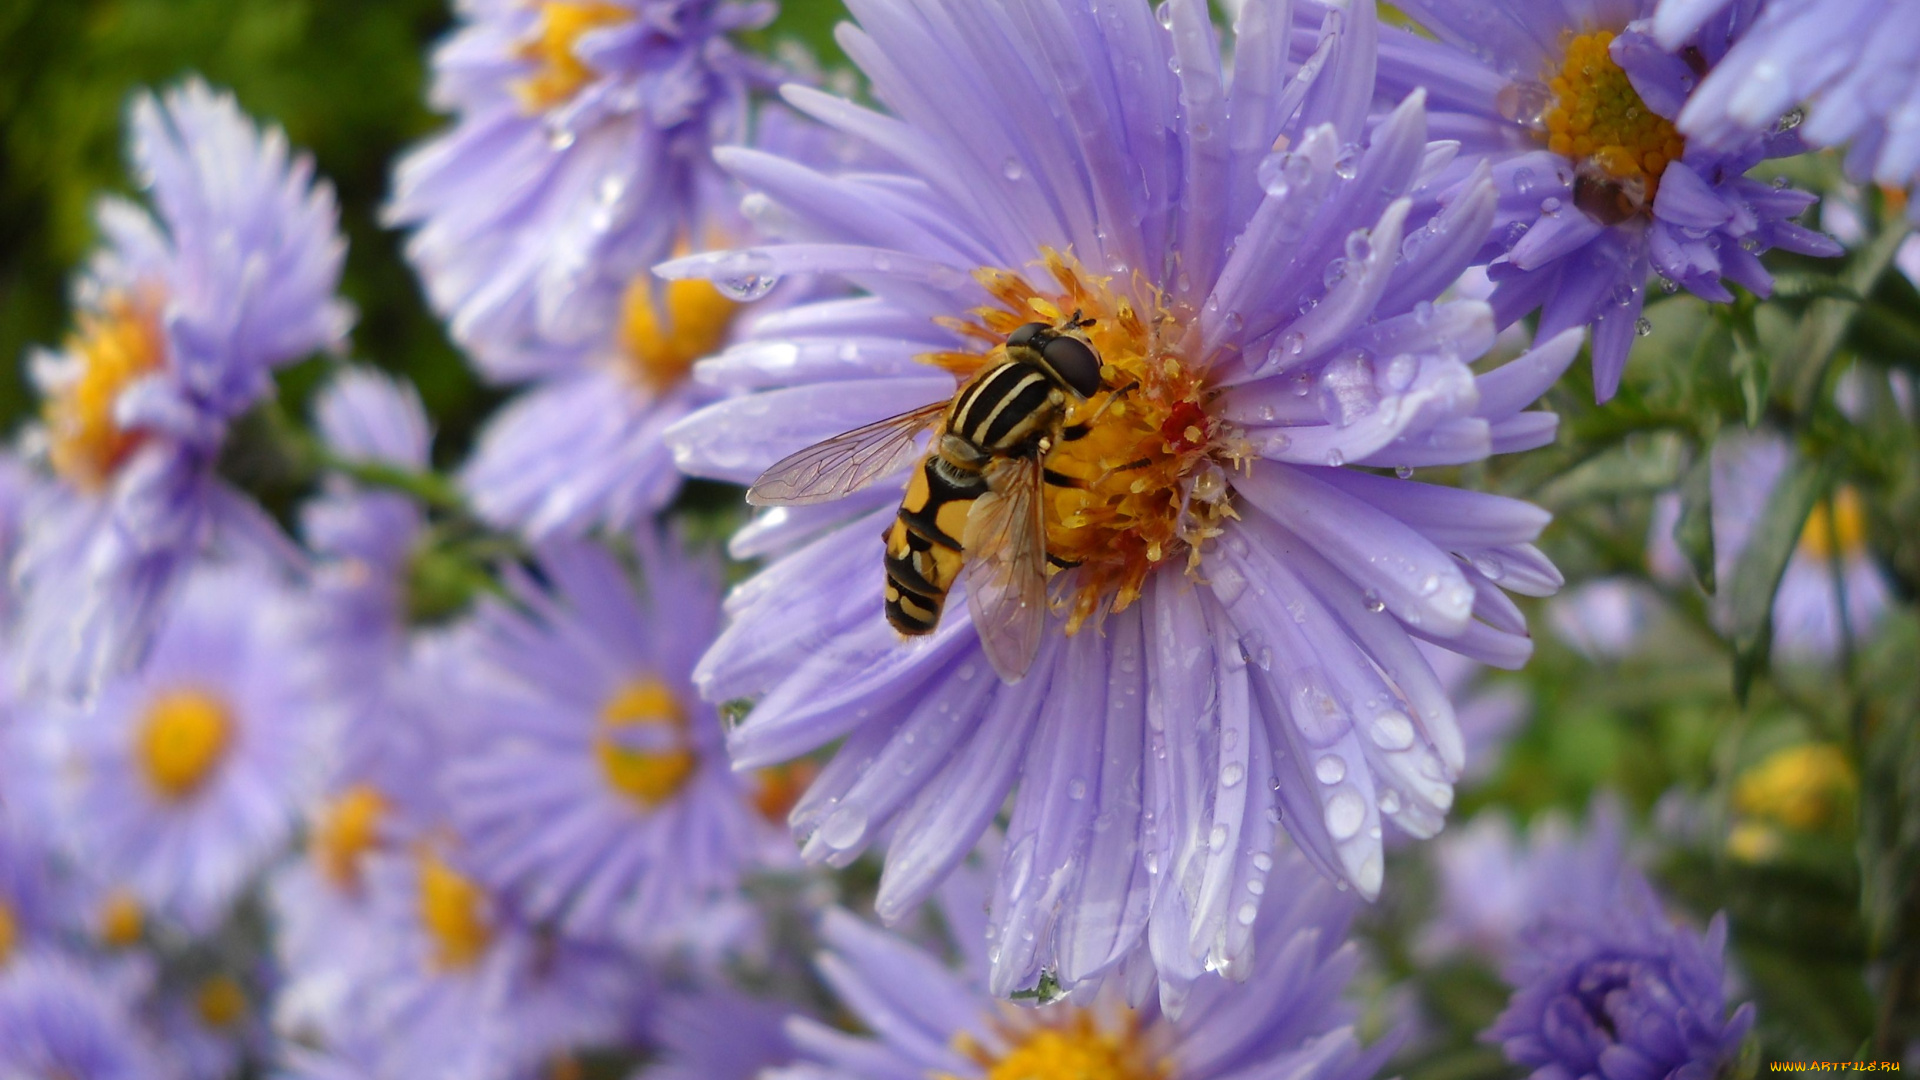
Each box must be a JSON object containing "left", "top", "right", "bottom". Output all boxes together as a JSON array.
[
  {"left": 1548, "top": 577, "right": 1661, "bottom": 660},
  {"left": 0, "top": 828, "right": 60, "bottom": 968},
  {"left": 438, "top": 536, "right": 791, "bottom": 953},
  {"left": 1655, "top": 0, "right": 1920, "bottom": 218},
  {"left": 773, "top": 844, "right": 1393, "bottom": 1078},
  {"left": 664, "top": 0, "right": 1570, "bottom": 1002},
  {"left": 1378, "top": 0, "right": 1840, "bottom": 400},
  {"left": 386, "top": 0, "right": 800, "bottom": 539},
  {"left": 638, "top": 987, "right": 796, "bottom": 1080},
  {"left": 1419, "top": 802, "right": 1629, "bottom": 965},
  {"left": 0, "top": 953, "right": 164, "bottom": 1080},
  {"left": 1484, "top": 831, "right": 1754, "bottom": 1080},
  {"left": 39, "top": 563, "right": 321, "bottom": 933},
  {"left": 15, "top": 80, "right": 350, "bottom": 697},
  {"left": 312, "top": 845, "right": 645, "bottom": 1080},
  {"left": 1709, "top": 431, "right": 1889, "bottom": 659}
]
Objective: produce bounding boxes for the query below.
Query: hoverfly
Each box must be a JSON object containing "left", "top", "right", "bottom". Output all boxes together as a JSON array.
[{"left": 745, "top": 315, "right": 1107, "bottom": 682}]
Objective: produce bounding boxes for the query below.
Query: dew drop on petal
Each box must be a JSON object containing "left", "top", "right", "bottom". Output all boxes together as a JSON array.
[
  {"left": 1635, "top": 316, "right": 1654, "bottom": 337},
  {"left": 1236, "top": 902, "right": 1259, "bottom": 926},
  {"left": 1002, "top": 158, "right": 1025, "bottom": 182},
  {"left": 1379, "top": 789, "right": 1402, "bottom": 814},
  {"left": 1208, "top": 823, "right": 1229, "bottom": 850},
  {"left": 1324, "top": 790, "right": 1365, "bottom": 840},
  {"left": 1068, "top": 778, "right": 1088, "bottom": 800},
  {"left": 1314, "top": 755, "right": 1346, "bottom": 785},
  {"left": 1220, "top": 762, "right": 1246, "bottom": 788},
  {"left": 1370, "top": 711, "right": 1416, "bottom": 751},
  {"left": 1363, "top": 590, "right": 1386, "bottom": 614},
  {"left": 819, "top": 806, "right": 869, "bottom": 850}
]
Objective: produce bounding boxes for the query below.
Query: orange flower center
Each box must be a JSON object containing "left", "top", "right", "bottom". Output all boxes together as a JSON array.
[
  {"left": 1797, "top": 487, "right": 1866, "bottom": 561},
  {"left": 942, "top": 1009, "right": 1169, "bottom": 1080},
  {"left": 46, "top": 296, "right": 164, "bottom": 490},
  {"left": 418, "top": 852, "right": 493, "bottom": 971},
  {"left": 595, "top": 676, "right": 697, "bottom": 807},
  {"left": 137, "top": 690, "right": 234, "bottom": 801},
  {"left": 0, "top": 903, "right": 16, "bottom": 967},
  {"left": 195, "top": 976, "right": 248, "bottom": 1029},
  {"left": 516, "top": 2, "right": 632, "bottom": 111},
  {"left": 98, "top": 889, "right": 145, "bottom": 948},
  {"left": 925, "top": 251, "right": 1236, "bottom": 633},
  {"left": 1530, "top": 30, "right": 1686, "bottom": 215},
  {"left": 750, "top": 759, "right": 819, "bottom": 822},
  {"left": 619, "top": 273, "right": 739, "bottom": 391},
  {"left": 314, "top": 784, "right": 390, "bottom": 890}
]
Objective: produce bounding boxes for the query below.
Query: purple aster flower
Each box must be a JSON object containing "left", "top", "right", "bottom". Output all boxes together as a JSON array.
[
  {"left": 1377, "top": 0, "right": 1841, "bottom": 400},
  {"left": 775, "top": 844, "right": 1395, "bottom": 1077},
  {"left": 1418, "top": 801, "right": 1629, "bottom": 965},
  {"left": 662, "top": 0, "right": 1572, "bottom": 1000},
  {"left": 1656, "top": 0, "right": 1920, "bottom": 216},
  {"left": 1483, "top": 831, "right": 1754, "bottom": 1080},
  {"left": 387, "top": 0, "right": 802, "bottom": 539},
  {"left": 39, "top": 562, "right": 322, "bottom": 933},
  {"left": 14, "top": 79, "right": 350, "bottom": 697},
  {"left": 0, "top": 952, "right": 165, "bottom": 1080},
  {"left": 438, "top": 535, "right": 792, "bottom": 952},
  {"left": 0, "top": 828, "right": 61, "bottom": 969},
  {"left": 1548, "top": 577, "right": 1660, "bottom": 659},
  {"left": 638, "top": 987, "right": 796, "bottom": 1080},
  {"left": 1708, "top": 430, "right": 1889, "bottom": 659},
  {"left": 312, "top": 844, "right": 646, "bottom": 1080}
]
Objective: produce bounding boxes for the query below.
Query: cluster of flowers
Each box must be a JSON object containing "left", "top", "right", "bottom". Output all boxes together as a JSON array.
[{"left": 0, "top": 0, "right": 1905, "bottom": 1076}]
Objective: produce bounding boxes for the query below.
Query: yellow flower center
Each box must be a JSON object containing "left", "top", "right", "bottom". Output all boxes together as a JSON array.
[
  {"left": 0, "top": 902, "right": 17, "bottom": 967},
  {"left": 46, "top": 297, "right": 164, "bottom": 491},
  {"left": 595, "top": 676, "right": 697, "bottom": 807},
  {"left": 137, "top": 690, "right": 234, "bottom": 802},
  {"left": 1797, "top": 488, "right": 1867, "bottom": 561},
  {"left": 515, "top": 1, "right": 631, "bottom": 112},
  {"left": 1532, "top": 30, "right": 1686, "bottom": 217},
  {"left": 620, "top": 272, "right": 739, "bottom": 391},
  {"left": 418, "top": 851, "right": 492, "bottom": 971},
  {"left": 926, "top": 252, "right": 1235, "bottom": 633},
  {"left": 1734, "top": 743, "right": 1855, "bottom": 832},
  {"left": 195, "top": 976, "right": 248, "bottom": 1029},
  {"left": 942, "top": 1010, "right": 1168, "bottom": 1080},
  {"left": 314, "top": 785, "right": 389, "bottom": 890},
  {"left": 98, "top": 889, "right": 145, "bottom": 948}
]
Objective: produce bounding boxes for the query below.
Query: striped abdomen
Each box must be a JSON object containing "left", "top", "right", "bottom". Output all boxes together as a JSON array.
[{"left": 884, "top": 455, "right": 986, "bottom": 634}]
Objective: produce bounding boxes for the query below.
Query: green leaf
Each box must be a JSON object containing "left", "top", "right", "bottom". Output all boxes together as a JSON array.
[
  {"left": 1727, "top": 453, "right": 1825, "bottom": 704},
  {"left": 1676, "top": 449, "right": 1716, "bottom": 594},
  {"left": 1780, "top": 225, "right": 1912, "bottom": 413},
  {"left": 1732, "top": 333, "right": 1771, "bottom": 429},
  {"left": 1536, "top": 432, "right": 1687, "bottom": 508}
]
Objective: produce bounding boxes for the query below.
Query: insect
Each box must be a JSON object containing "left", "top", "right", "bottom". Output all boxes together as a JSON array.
[{"left": 745, "top": 315, "right": 1107, "bottom": 682}]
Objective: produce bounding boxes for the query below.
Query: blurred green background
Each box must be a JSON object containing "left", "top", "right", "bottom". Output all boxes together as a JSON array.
[{"left": 0, "top": 0, "right": 848, "bottom": 458}]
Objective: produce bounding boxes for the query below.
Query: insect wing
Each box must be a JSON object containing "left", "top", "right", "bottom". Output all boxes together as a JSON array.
[
  {"left": 746, "top": 402, "right": 945, "bottom": 506},
  {"left": 963, "top": 454, "right": 1048, "bottom": 682}
]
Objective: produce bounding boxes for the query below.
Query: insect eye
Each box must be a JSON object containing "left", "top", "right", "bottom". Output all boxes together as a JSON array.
[
  {"left": 1042, "top": 334, "right": 1103, "bottom": 398},
  {"left": 1005, "top": 323, "right": 1048, "bottom": 350}
]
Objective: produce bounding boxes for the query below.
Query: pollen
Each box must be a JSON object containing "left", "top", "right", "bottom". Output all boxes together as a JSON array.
[
  {"left": 137, "top": 690, "right": 235, "bottom": 802},
  {"left": 194, "top": 975, "right": 248, "bottom": 1030},
  {"left": 928, "top": 251, "right": 1235, "bottom": 632},
  {"left": 940, "top": 1009, "right": 1168, "bottom": 1080},
  {"left": 46, "top": 296, "right": 164, "bottom": 491},
  {"left": 619, "top": 272, "right": 738, "bottom": 392},
  {"left": 418, "top": 850, "right": 493, "bottom": 971},
  {"left": 1797, "top": 488, "right": 1867, "bottom": 561},
  {"left": 1541, "top": 30, "right": 1685, "bottom": 203},
  {"left": 98, "top": 889, "right": 145, "bottom": 948},
  {"left": 314, "top": 784, "right": 389, "bottom": 890},
  {"left": 595, "top": 676, "right": 697, "bottom": 808},
  {"left": 0, "top": 902, "right": 16, "bottom": 967},
  {"left": 1734, "top": 743, "right": 1855, "bottom": 832},
  {"left": 515, "top": 1, "right": 630, "bottom": 111}
]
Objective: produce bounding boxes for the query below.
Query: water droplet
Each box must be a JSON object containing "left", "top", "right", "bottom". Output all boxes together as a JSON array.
[
  {"left": 1774, "top": 106, "right": 1805, "bottom": 133},
  {"left": 1659, "top": 275, "right": 1680, "bottom": 294},
  {"left": 1379, "top": 789, "right": 1402, "bottom": 814},
  {"left": 1068, "top": 778, "right": 1088, "bottom": 800},
  {"left": 1324, "top": 790, "right": 1365, "bottom": 840},
  {"left": 1156, "top": 0, "right": 1174, "bottom": 27},
  {"left": 1370, "top": 711, "right": 1415, "bottom": 751},
  {"left": 1494, "top": 80, "right": 1552, "bottom": 130},
  {"left": 1363, "top": 590, "right": 1386, "bottom": 614},
  {"left": 1252, "top": 852, "right": 1273, "bottom": 873},
  {"left": 1635, "top": 316, "right": 1654, "bottom": 337},
  {"left": 547, "top": 126, "right": 577, "bottom": 150},
  {"left": 1772, "top": 175, "right": 1790, "bottom": 189},
  {"left": 1324, "top": 449, "right": 1345, "bottom": 467},
  {"left": 1411, "top": 300, "right": 1434, "bottom": 325},
  {"left": 1333, "top": 144, "right": 1360, "bottom": 179},
  {"left": 1395, "top": 465, "right": 1414, "bottom": 479},
  {"left": 1356, "top": 853, "right": 1383, "bottom": 896},
  {"left": 1322, "top": 257, "right": 1348, "bottom": 289},
  {"left": 819, "top": 806, "right": 869, "bottom": 850},
  {"left": 1345, "top": 228, "right": 1373, "bottom": 264},
  {"left": 1314, "top": 755, "right": 1346, "bottom": 785},
  {"left": 1167, "top": 55, "right": 1183, "bottom": 74},
  {"left": 1514, "top": 167, "right": 1536, "bottom": 195},
  {"left": 1208, "top": 823, "right": 1228, "bottom": 851},
  {"left": 1236, "top": 902, "right": 1259, "bottom": 927},
  {"left": 1220, "top": 762, "right": 1246, "bottom": 788},
  {"left": 1540, "top": 196, "right": 1563, "bottom": 218}
]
